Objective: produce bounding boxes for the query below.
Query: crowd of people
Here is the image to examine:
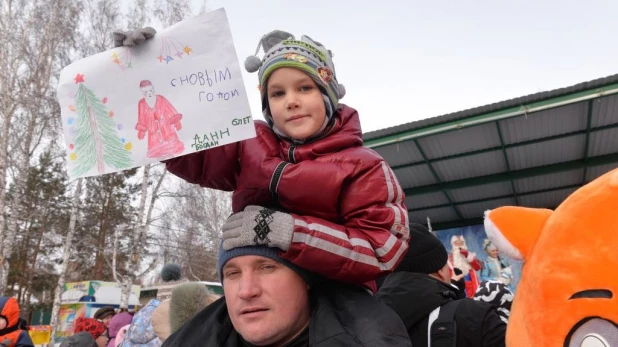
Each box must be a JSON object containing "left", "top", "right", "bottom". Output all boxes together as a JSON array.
[
  {"left": 57, "top": 278, "right": 219, "bottom": 347},
  {"left": 55, "top": 226, "right": 508, "bottom": 347}
]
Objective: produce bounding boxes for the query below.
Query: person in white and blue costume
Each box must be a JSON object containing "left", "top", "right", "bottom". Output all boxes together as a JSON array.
[{"left": 480, "top": 239, "right": 512, "bottom": 287}]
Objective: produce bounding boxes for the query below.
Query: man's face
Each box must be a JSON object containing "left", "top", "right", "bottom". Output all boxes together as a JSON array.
[
  {"left": 222, "top": 255, "right": 310, "bottom": 346},
  {"left": 453, "top": 240, "right": 464, "bottom": 248},
  {"left": 141, "top": 86, "right": 155, "bottom": 98}
]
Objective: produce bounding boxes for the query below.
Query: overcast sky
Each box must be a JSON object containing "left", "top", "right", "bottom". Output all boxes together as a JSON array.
[{"left": 171, "top": 0, "right": 618, "bottom": 133}]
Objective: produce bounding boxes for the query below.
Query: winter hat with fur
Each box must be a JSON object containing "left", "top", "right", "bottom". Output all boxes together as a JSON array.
[
  {"left": 169, "top": 282, "right": 218, "bottom": 333},
  {"left": 245, "top": 30, "right": 345, "bottom": 137}
]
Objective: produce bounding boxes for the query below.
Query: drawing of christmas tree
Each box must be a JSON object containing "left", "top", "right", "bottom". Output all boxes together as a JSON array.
[{"left": 71, "top": 73, "right": 133, "bottom": 177}]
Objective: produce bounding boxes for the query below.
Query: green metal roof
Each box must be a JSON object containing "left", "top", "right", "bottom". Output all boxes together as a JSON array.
[{"left": 364, "top": 74, "right": 618, "bottom": 230}]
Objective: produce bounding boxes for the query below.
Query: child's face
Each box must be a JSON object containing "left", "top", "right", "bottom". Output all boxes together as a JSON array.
[{"left": 266, "top": 68, "right": 326, "bottom": 140}]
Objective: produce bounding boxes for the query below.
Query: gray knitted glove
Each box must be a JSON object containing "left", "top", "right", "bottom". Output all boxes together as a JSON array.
[
  {"left": 113, "top": 27, "right": 157, "bottom": 47},
  {"left": 222, "top": 206, "right": 294, "bottom": 251}
]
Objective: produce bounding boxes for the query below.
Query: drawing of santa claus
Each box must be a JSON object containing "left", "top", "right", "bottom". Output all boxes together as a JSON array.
[{"left": 136, "top": 80, "right": 185, "bottom": 158}]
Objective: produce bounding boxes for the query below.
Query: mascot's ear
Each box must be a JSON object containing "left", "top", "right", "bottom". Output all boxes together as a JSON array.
[{"left": 484, "top": 207, "right": 552, "bottom": 261}]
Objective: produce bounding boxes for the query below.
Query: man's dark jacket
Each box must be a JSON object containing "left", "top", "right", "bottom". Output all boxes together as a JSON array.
[
  {"left": 163, "top": 280, "right": 411, "bottom": 347},
  {"left": 377, "top": 272, "right": 506, "bottom": 347}
]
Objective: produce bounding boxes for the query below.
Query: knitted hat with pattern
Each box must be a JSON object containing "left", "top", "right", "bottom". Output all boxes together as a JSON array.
[{"left": 244, "top": 30, "right": 345, "bottom": 131}]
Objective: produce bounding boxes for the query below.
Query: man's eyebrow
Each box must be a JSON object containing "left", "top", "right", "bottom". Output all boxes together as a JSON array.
[
  {"left": 222, "top": 258, "right": 277, "bottom": 270},
  {"left": 253, "top": 258, "right": 278, "bottom": 266},
  {"left": 222, "top": 263, "right": 237, "bottom": 271},
  {"left": 569, "top": 289, "right": 613, "bottom": 300}
]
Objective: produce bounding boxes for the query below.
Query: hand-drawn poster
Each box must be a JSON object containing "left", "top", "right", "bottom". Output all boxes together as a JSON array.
[{"left": 57, "top": 8, "right": 255, "bottom": 178}]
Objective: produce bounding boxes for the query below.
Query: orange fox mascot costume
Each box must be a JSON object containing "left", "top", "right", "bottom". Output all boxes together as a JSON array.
[{"left": 484, "top": 168, "right": 618, "bottom": 347}]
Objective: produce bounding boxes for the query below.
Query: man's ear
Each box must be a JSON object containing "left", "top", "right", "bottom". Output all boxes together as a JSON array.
[
  {"left": 484, "top": 207, "right": 553, "bottom": 261},
  {"left": 432, "top": 266, "right": 450, "bottom": 283}
]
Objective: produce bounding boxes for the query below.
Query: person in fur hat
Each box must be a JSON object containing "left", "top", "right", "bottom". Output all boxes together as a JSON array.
[
  {"left": 114, "top": 28, "right": 410, "bottom": 288},
  {"left": 169, "top": 282, "right": 218, "bottom": 333},
  {"left": 151, "top": 283, "right": 220, "bottom": 343}
]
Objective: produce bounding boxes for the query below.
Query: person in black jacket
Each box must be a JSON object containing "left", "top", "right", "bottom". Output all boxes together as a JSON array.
[
  {"left": 377, "top": 224, "right": 506, "bottom": 347},
  {"left": 163, "top": 244, "right": 411, "bottom": 347}
]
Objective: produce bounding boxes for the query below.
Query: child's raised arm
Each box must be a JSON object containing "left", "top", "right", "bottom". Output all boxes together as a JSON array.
[
  {"left": 165, "top": 142, "right": 240, "bottom": 191},
  {"left": 165, "top": 122, "right": 280, "bottom": 194}
]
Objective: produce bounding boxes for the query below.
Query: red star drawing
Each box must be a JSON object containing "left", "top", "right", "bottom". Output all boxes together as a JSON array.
[{"left": 74, "top": 74, "right": 85, "bottom": 83}]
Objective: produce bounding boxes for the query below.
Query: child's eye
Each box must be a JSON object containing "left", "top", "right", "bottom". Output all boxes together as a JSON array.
[
  {"left": 299, "top": 85, "right": 313, "bottom": 92},
  {"left": 270, "top": 91, "right": 284, "bottom": 98}
]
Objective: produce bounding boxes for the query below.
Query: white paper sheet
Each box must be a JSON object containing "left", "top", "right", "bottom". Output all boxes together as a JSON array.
[{"left": 57, "top": 8, "right": 255, "bottom": 178}]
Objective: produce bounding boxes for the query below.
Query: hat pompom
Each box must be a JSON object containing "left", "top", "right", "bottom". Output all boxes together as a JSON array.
[
  {"left": 244, "top": 55, "right": 262, "bottom": 73},
  {"left": 161, "top": 263, "right": 182, "bottom": 282},
  {"left": 337, "top": 83, "right": 346, "bottom": 99}
]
